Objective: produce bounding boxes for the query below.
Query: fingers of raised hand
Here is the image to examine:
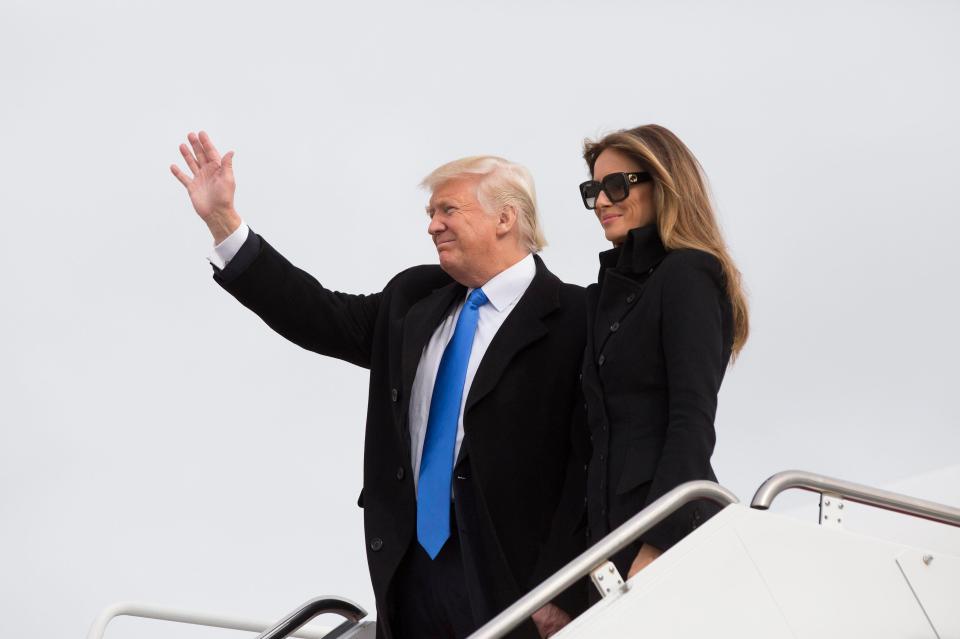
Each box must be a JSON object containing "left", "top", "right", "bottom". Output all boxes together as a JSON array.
[
  {"left": 198, "top": 130, "right": 222, "bottom": 163},
  {"left": 187, "top": 131, "right": 209, "bottom": 166},
  {"left": 179, "top": 143, "right": 201, "bottom": 176},
  {"left": 170, "top": 164, "right": 191, "bottom": 188}
]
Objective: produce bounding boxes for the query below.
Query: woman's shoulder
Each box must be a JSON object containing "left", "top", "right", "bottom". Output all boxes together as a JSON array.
[
  {"left": 657, "top": 248, "right": 724, "bottom": 289},
  {"left": 660, "top": 247, "right": 722, "bottom": 274}
]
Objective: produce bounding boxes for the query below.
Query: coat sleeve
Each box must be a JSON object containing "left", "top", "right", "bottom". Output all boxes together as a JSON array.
[
  {"left": 640, "top": 251, "right": 728, "bottom": 551},
  {"left": 212, "top": 231, "right": 382, "bottom": 369}
]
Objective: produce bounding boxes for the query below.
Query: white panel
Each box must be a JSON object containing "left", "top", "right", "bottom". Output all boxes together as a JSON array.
[
  {"left": 897, "top": 549, "right": 960, "bottom": 638},
  {"left": 732, "top": 508, "right": 937, "bottom": 639},
  {"left": 555, "top": 506, "right": 958, "bottom": 638},
  {"left": 558, "top": 508, "right": 795, "bottom": 638}
]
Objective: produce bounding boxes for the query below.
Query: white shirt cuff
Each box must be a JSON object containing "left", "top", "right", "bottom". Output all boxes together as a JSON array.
[{"left": 207, "top": 222, "right": 250, "bottom": 269}]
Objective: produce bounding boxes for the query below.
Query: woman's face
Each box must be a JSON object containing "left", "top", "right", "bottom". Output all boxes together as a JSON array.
[{"left": 592, "top": 148, "right": 655, "bottom": 246}]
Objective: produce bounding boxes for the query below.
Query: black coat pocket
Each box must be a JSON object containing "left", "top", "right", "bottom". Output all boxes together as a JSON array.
[{"left": 615, "top": 442, "right": 660, "bottom": 495}]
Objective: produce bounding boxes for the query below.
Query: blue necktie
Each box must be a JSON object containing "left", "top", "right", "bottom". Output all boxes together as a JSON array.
[{"left": 417, "top": 288, "right": 489, "bottom": 559}]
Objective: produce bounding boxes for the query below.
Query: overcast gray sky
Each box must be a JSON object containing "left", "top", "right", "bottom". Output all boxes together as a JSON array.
[{"left": 1, "top": 1, "right": 958, "bottom": 637}]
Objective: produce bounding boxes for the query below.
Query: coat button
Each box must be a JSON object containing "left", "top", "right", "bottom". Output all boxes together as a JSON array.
[
  {"left": 626, "top": 293, "right": 636, "bottom": 303},
  {"left": 390, "top": 388, "right": 399, "bottom": 402},
  {"left": 370, "top": 537, "right": 383, "bottom": 551},
  {"left": 598, "top": 354, "right": 606, "bottom": 366},
  {"left": 610, "top": 322, "right": 620, "bottom": 332},
  {"left": 396, "top": 466, "right": 405, "bottom": 480}
]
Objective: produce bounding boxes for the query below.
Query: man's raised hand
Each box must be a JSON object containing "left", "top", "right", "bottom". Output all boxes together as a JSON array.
[{"left": 170, "top": 131, "right": 242, "bottom": 244}]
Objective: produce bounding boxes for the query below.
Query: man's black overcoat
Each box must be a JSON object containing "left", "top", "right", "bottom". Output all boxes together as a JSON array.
[
  {"left": 581, "top": 225, "right": 733, "bottom": 577},
  {"left": 214, "top": 232, "right": 588, "bottom": 638}
]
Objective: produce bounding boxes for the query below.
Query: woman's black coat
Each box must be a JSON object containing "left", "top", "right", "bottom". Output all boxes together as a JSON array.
[{"left": 581, "top": 224, "right": 734, "bottom": 576}]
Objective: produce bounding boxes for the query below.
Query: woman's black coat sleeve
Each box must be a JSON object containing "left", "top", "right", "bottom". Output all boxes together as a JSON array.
[{"left": 641, "top": 250, "right": 728, "bottom": 551}]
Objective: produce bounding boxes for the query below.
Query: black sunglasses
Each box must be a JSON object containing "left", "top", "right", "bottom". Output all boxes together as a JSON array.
[{"left": 579, "top": 172, "right": 652, "bottom": 209}]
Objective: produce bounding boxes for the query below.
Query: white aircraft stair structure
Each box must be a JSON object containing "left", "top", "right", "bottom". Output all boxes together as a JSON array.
[
  {"left": 87, "top": 470, "right": 960, "bottom": 639},
  {"left": 470, "top": 470, "right": 960, "bottom": 639}
]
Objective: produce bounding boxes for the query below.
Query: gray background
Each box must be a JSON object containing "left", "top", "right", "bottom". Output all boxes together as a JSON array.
[{"left": 1, "top": 0, "right": 958, "bottom": 636}]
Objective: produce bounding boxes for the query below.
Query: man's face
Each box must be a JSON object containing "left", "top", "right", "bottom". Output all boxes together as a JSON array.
[{"left": 426, "top": 175, "right": 500, "bottom": 284}]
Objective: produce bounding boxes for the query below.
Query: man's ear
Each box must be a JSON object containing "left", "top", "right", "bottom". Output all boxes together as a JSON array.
[{"left": 496, "top": 204, "right": 518, "bottom": 237}]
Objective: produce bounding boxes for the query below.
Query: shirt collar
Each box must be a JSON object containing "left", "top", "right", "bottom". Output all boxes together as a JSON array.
[{"left": 470, "top": 253, "right": 535, "bottom": 312}]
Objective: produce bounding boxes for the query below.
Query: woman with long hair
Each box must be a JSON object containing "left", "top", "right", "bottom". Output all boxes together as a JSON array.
[{"left": 578, "top": 124, "right": 748, "bottom": 580}]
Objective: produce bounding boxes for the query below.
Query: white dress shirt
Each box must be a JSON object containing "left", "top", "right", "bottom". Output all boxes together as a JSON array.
[
  {"left": 208, "top": 221, "right": 250, "bottom": 269},
  {"left": 209, "top": 222, "right": 536, "bottom": 492},
  {"left": 407, "top": 253, "right": 535, "bottom": 489}
]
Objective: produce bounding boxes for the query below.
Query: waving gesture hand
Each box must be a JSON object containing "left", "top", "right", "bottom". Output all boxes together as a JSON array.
[{"left": 170, "top": 131, "right": 241, "bottom": 243}]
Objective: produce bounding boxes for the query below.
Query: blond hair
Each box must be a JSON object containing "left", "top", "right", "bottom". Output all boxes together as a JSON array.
[
  {"left": 421, "top": 156, "right": 546, "bottom": 253},
  {"left": 584, "top": 125, "right": 749, "bottom": 358}
]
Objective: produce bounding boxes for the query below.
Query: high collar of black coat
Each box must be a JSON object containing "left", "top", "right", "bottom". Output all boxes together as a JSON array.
[{"left": 597, "top": 224, "right": 667, "bottom": 283}]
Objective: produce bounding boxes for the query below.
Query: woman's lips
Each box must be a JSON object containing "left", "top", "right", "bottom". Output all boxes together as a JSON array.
[{"left": 600, "top": 214, "right": 621, "bottom": 226}]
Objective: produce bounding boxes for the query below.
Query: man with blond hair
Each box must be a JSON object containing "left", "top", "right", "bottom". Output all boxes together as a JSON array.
[{"left": 171, "top": 131, "right": 587, "bottom": 638}]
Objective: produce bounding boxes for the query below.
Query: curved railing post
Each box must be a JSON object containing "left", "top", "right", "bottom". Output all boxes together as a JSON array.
[
  {"left": 86, "top": 597, "right": 366, "bottom": 639},
  {"left": 256, "top": 596, "right": 367, "bottom": 639},
  {"left": 751, "top": 469, "right": 960, "bottom": 527}
]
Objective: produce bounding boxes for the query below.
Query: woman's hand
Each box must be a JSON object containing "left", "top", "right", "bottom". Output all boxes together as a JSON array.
[
  {"left": 170, "top": 130, "right": 241, "bottom": 244},
  {"left": 627, "top": 543, "right": 663, "bottom": 579},
  {"left": 532, "top": 603, "right": 572, "bottom": 638}
]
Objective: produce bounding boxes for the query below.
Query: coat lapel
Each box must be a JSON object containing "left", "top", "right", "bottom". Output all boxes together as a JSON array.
[
  {"left": 464, "top": 255, "right": 559, "bottom": 414},
  {"left": 399, "top": 281, "right": 464, "bottom": 435},
  {"left": 594, "top": 271, "right": 644, "bottom": 354},
  {"left": 592, "top": 225, "right": 667, "bottom": 355}
]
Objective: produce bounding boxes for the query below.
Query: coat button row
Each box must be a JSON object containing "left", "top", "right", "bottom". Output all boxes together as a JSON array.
[
  {"left": 610, "top": 322, "right": 620, "bottom": 332},
  {"left": 391, "top": 388, "right": 399, "bottom": 402},
  {"left": 370, "top": 537, "right": 383, "bottom": 551},
  {"left": 396, "top": 466, "right": 405, "bottom": 480}
]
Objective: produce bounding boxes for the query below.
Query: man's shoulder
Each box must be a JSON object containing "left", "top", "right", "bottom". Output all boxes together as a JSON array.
[
  {"left": 533, "top": 255, "right": 587, "bottom": 300},
  {"left": 384, "top": 264, "right": 454, "bottom": 294}
]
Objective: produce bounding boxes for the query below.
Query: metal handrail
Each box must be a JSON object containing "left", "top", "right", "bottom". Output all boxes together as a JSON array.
[
  {"left": 85, "top": 601, "right": 332, "bottom": 639},
  {"left": 256, "top": 596, "right": 367, "bottom": 639},
  {"left": 751, "top": 469, "right": 960, "bottom": 527},
  {"left": 466, "top": 480, "right": 739, "bottom": 639}
]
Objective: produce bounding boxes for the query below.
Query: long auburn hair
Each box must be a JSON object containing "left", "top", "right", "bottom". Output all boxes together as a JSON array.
[{"left": 584, "top": 124, "right": 749, "bottom": 358}]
